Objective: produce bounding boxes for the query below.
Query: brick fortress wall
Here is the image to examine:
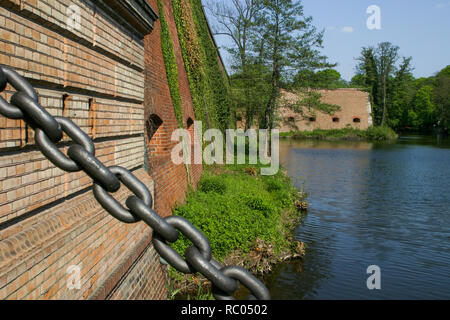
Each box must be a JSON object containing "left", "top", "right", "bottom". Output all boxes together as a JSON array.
[
  {"left": 143, "top": 0, "right": 202, "bottom": 218},
  {"left": 278, "top": 89, "right": 373, "bottom": 132},
  {"left": 0, "top": 0, "right": 204, "bottom": 300}
]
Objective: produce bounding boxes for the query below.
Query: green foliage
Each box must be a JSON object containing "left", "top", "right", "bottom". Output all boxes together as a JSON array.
[
  {"left": 198, "top": 177, "right": 227, "bottom": 194},
  {"left": 230, "top": 64, "right": 272, "bottom": 130},
  {"left": 291, "top": 69, "right": 349, "bottom": 89},
  {"left": 171, "top": 164, "right": 298, "bottom": 260},
  {"left": 158, "top": 0, "right": 183, "bottom": 128},
  {"left": 172, "top": 0, "right": 231, "bottom": 132},
  {"left": 190, "top": 0, "right": 231, "bottom": 131},
  {"left": 282, "top": 89, "right": 341, "bottom": 123},
  {"left": 254, "top": 0, "right": 335, "bottom": 129},
  {"left": 434, "top": 65, "right": 450, "bottom": 130},
  {"left": 412, "top": 85, "right": 436, "bottom": 130},
  {"left": 354, "top": 44, "right": 450, "bottom": 134},
  {"left": 280, "top": 127, "right": 397, "bottom": 141}
]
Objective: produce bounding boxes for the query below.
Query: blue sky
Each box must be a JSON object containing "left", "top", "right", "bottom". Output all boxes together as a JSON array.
[{"left": 206, "top": 0, "right": 450, "bottom": 81}]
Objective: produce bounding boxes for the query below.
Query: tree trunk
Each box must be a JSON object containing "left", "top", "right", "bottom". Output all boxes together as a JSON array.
[{"left": 382, "top": 74, "right": 387, "bottom": 126}]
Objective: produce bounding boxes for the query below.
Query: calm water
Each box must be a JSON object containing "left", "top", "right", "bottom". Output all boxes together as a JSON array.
[{"left": 265, "top": 136, "right": 450, "bottom": 300}]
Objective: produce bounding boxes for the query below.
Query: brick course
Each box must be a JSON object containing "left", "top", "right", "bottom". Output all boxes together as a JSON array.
[
  {"left": 277, "top": 89, "right": 373, "bottom": 132},
  {"left": 0, "top": 0, "right": 212, "bottom": 300},
  {"left": 0, "top": 0, "right": 208, "bottom": 300}
]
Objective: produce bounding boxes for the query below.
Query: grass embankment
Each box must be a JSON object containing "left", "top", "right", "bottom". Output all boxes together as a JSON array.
[
  {"left": 167, "top": 163, "right": 307, "bottom": 300},
  {"left": 280, "top": 126, "right": 398, "bottom": 141}
]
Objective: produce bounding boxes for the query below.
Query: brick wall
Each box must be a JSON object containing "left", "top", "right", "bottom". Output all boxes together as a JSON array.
[
  {"left": 143, "top": 0, "right": 202, "bottom": 219},
  {"left": 0, "top": 0, "right": 175, "bottom": 300},
  {"left": 277, "top": 89, "right": 373, "bottom": 132}
]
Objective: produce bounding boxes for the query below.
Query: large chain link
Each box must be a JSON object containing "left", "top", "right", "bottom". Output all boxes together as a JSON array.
[{"left": 0, "top": 65, "right": 271, "bottom": 301}]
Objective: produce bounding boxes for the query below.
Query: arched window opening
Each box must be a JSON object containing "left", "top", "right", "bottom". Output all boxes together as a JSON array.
[
  {"left": 333, "top": 117, "right": 340, "bottom": 123},
  {"left": 146, "top": 114, "right": 163, "bottom": 141},
  {"left": 186, "top": 117, "right": 195, "bottom": 146},
  {"left": 309, "top": 117, "right": 316, "bottom": 122},
  {"left": 146, "top": 114, "right": 164, "bottom": 157},
  {"left": 288, "top": 117, "right": 295, "bottom": 122},
  {"left": 187, "top": 117, "right": 194, "bottom": 129},
  {"left": 353, "top": 117, "right": 361, "bottom": 123}
]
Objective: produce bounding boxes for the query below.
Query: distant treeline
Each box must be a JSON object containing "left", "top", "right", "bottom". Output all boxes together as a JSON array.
[{"left": 207, "top": 1, "right": 449, "bottom": 135}]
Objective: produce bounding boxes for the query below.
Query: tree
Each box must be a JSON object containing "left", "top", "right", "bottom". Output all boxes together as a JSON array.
[
  {"left": 207, "top": 0, "right": 258, "bottom": 71},
  {"left": 434, "top": 65, "right": 450, "bottom": 131},
  {"left": 292, "top": 68, "right": 346, "bottom": 89},
  {"left": 390, "top": 57, "right": 414, "bottom": 130},
  {"left": 207, "top": 0, "right": 267, "bottom": 129},
  {"left": 254, "top": 0, "right": 334, "bottom": 130},
  {"left": 355, "top": 43, "right": 412, "bottom": 127},
  {"left": 413, "top": 85, "right": 436, "bottom": 131},
  {"left": 375, "top": 42, "right": 400, "bottom": 126},
  {"left": 355, "top": 47, "right": 380, "bottom": 123}
]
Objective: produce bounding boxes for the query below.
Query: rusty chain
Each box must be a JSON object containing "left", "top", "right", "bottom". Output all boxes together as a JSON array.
[{"left": 0, "top": 65, "right": 270, "bottom": 300}]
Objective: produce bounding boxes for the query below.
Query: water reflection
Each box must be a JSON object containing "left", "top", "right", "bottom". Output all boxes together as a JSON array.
[{"left": 268, "top": 136, "right": 450, "bottom": 300}]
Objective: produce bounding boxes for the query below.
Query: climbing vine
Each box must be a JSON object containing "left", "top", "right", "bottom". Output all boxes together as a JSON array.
[
  {"left": 189, "top": 0, "right": 232, "bottom": 131},
  {"left": 172, "top": 0, "right": 231, "bottom": 132},
  {"left": 157, "top": 0, "right": 183, "bottom": 128}
]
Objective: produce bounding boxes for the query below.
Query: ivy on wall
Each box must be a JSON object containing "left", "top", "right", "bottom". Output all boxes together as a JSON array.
[
  {"left": 189, "top": 0, "right": 232, "bottom": 131},
  {"left": 157, "top": 0, "right": 183, "bottom": 128},
  {"left": 172, "top": 0, "right": 231, "bottom": 132}
]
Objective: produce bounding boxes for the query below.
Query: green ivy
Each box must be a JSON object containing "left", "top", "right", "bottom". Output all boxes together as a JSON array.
[
  {"left": 189, "top": 0, "right": 231, "bottom": 132},
  {"left": 158, "top": 0, "right": 183, "bottom": 128},
  {"left": 171, "top": 0, "right": 231, "bottom": 132}
]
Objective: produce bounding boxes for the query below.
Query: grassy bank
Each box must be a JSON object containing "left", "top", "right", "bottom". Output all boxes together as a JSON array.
[
  {"left": 167, "top": 162, "right": 307, "bottom": 299},
  {"left": 280, "top": 126, "right": 398, "bottom": 141}
]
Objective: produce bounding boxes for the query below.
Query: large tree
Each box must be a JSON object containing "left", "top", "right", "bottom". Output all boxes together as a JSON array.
[
  {"left": 376, "top": 42, "right": 400, "bottom": 125},
  {"left": 355, "top": 42, "right": 412, "bottom": 127},
  {"left": 254, "top": 0, "right": 334, "bottom": 130},
  {"left": 434, "top": 65, "right": 450, "bottom": 130},
  {"left": 207, "top": 0, "right": 269, "bottom": 129}
]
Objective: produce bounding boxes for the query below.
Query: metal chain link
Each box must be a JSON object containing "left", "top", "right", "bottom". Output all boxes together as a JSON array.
[{"left": 0, "top": 65, "right": 271, "bottom": 300}]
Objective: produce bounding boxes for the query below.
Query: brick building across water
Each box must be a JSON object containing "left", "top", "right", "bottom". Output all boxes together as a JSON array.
[
  {"left": 278, "top": 89, "right": 374, "bottom": 132},
  {"left": 0, "top": 0, "right": 208, "bottom": 299}
]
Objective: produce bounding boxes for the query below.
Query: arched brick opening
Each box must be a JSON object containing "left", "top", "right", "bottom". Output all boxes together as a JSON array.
[
  {"left": 145, "top": 114, "right": 164, "bottom": 157},
  {"left": 187, "top": 117, "right": 194, "bottom": 142},
  {"left": 332, "top": 117, "right": 340, "bottom": 123},
  {"left": 353, "top": 117, "right": 361, "bottom": 123}
]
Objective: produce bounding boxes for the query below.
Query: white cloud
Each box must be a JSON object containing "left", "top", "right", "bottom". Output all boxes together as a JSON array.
[
  {"left": 326, "top": 26, "right": 337, "bottom": 31},
  {"left": 341, "top": 26, "right": 355, "bottom": 33}
]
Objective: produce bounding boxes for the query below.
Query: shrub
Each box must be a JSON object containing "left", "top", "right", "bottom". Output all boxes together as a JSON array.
[
  {"left": 198, "top": 177, "right": 227, "bottom": 194},
  {"left": 280, "top": 127, "right": 397, "bottom": 141}
]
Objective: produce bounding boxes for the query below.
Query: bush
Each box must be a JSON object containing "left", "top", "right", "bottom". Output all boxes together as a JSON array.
[
  {"left": 366, "top": 126, "right": 398, "bottom": 140},
  {"left": 198, "top": 177, "right": 227, "bottom": 194},
  {"left": 280, "top": 127, "right": 397, "bottom": 141}
]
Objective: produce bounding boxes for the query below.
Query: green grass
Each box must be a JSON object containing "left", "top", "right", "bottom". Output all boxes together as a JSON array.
[
  {"left": 280, "top": 126, "right": 398, "bottom": 141},
  {"left": 171, "top": 162, "right": 299, "bottom": 261}
]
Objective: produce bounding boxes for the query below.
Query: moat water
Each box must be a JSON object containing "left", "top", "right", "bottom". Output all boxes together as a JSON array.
[{"left": 265, "top": 136, "right": 450, "bottom": 300}]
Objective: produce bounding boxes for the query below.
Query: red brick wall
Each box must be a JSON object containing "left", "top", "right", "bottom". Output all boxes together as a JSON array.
[
  {"left": 144, "top": 0, "right": 202, "bottom": 218},
  {"left": 277, "top": 89, "right": 373, "bottom": 132},
  {"left": 0, "top": 0, "right": 205, "bottom": 300}
]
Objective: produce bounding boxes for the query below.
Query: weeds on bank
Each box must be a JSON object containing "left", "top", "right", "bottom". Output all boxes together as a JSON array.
[
  {"left": 166, "top": 161, "right": 305, "bottom": 300},
  {"left": 280, "top": 126, "right": 397, "bottom": 141}
]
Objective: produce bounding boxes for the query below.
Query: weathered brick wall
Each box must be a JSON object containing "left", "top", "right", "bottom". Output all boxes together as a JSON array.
[
  {"left": 277, "top": 89, "right": 373, "bottom": 132},
  {"left": 0, "top": 0, "right": 172, "bottom": 300},
  {"left": 143, "top": 0, "right": 203, "bottom": 219},
  {"left": 106, "top": 244, "right": 168, "bottom": 300}
]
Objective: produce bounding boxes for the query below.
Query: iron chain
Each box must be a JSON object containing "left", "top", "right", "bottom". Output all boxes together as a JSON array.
[{"left": 0, "top": 65, "right": 270, "bottom": 300}]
